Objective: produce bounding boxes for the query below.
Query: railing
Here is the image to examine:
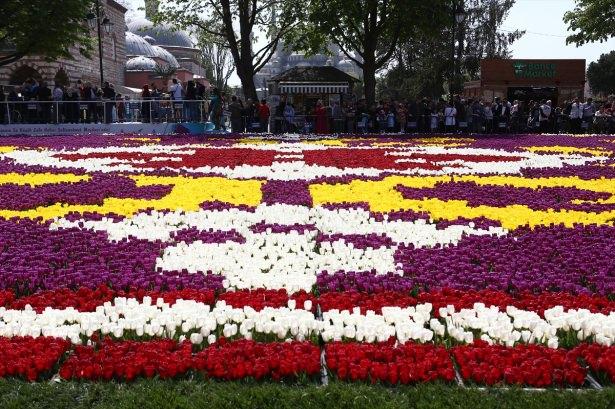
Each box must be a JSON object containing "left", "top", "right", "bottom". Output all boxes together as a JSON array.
[
  {"left": 0, "top": 100, "right": 613, "bottom": 134},
  {"left": 0, "top": 99, "right": 212, "bottom": 125}
]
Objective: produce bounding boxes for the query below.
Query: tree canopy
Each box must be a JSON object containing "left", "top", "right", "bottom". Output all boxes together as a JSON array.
[
  {"left": 377, "top": 0, "right": 523, "bottom": 100},
  {"left": 286, "top": 0, "right": 448, "bottom": 105},
  {"left": 154, "top": 0, "right": 300, "bottom": 100},
  {"left": 197, "top": 33, "right": 234, "bottom": 92},
  {"left": 0, "top": 0, "right": 92, "bottom": 67},
  {"left": 587, "top": 51, "right": 615, "bottom": 96},
  {"left": 564, "top": 0, "right": 615, "bottom": 46}
]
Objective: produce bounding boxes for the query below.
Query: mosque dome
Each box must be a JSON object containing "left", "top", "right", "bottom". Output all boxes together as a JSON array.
[
  {"left": 125, "top": 32, "right": 157, "bottom": 57},
  {"left": 337, "top": 59, "right": 354, "bottom": 69},
  {"left": 151, "top": 45, "right": 180, "bottom": 68},
  {"left": 127, "top": 17, "right": 194, "bottom": 48},
  {"left": 126, "top": 56, "right": 157, "bottom": 71}
]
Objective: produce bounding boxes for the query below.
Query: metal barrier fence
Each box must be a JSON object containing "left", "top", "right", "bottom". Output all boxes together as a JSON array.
[
  {"left": 0, "top": 99, "right": 213, "bottom": 125},
  {"left": 1, "top": 100, "right": 613, "bottom": 134}
]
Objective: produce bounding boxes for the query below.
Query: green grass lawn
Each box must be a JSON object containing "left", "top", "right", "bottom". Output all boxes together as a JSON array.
[{"left": 1, "top": 380, "right": 614, "bottom": 409}]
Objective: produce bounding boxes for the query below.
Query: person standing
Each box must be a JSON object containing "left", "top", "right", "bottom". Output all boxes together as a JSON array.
[
  {"left": 243, "top": 99, "right": 254, "bottom": 132},
  {"left": 396, "top": 102, "right": 407, "bottom": 133},
  {"left": 229, "top": 95, "right": 243, "bottom": 133},
  {"left": 284, "top": 103, "right": 295, "bottom": 132},
  {"left": 539, "top": 100, "right": 552, "bottom": 133},
  {"left": 569, "top": 98, "right": 583, "bottom": 134},
  {"left": 185, "top": 80, "right": 197, "bottom": 122},
  {"left": 314, "top": 100, "right": 328, "bottom": 134},
  {"left": 444, "top": 100, "right": 457, "bottom": 133},
  {"left": 101, "top": 81, "right": 115, "bottom": 123},
  {"left": 470, "top": 99, "right": 482, "bottom": 133},
  {"left": 209, "top": 88, "right": 222, "bottom": 130},
  {"left": 52, "top": 83, "right": 64, "bottom": 123},
  {"left": 258, "top": 99, "right": 270, "bottom": 133},
  {"left": 196, "top": 81, "right": 208, "bottom": 121},
  {"left": 582, "top": 97, "right": 596, "bottom": 133},
  {"left": 65, "top": 83, "right": 80, "bottom": 123},
  {"left": 483, "top": 101, "right": 494, "bottom": 133},
  {"left": 169, "top": 79, "right": 183, "bottom": 121},
  {"left": 37, "top": 82, "right": 52, "bottom": 123},
  {"left": 141, "top": 84, "right": 151, "bottom": 123}
]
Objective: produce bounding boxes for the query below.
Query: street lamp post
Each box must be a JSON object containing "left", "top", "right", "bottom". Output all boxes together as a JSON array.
[
  {"left": 87, "top": 0, "right": 113, "bottom": 86},
  {"left": 450, "top": 1, "right": 467, "bottom": 102}
]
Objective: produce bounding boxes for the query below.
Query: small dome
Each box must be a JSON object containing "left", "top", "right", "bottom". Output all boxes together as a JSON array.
[
  {"left": 337, "top": 59, "right": 354, "bottom": 69},
  {"left": 151, "top": 45, "right": 180, "bottom": 68},
  {"left": 312, "top": 54, "right": 327, "bottom": 62},
  {"left": 127, "top": 17, "right": 194, "bottom": 48},
  {"left": 125, "top": 32, "right": 157, "bottom": 57},
  {"left": 126, "top": 56, "right": 157, "bottom": 71}
]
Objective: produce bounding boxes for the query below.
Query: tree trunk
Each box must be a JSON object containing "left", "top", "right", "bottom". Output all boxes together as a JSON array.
[
  {"left": 236, "top": 63, "right": 258, "bottom": 101},
  {"left": 363, "top": 57, "right": 377, "bottom": 107}
]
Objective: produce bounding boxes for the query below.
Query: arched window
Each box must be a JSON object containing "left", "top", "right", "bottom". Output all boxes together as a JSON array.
[
  {"left": 9, "top": 65, "right": 43, "bottom": 85},
  {"left": 54, "top": 69, "right": 70, "bottom": 87}
]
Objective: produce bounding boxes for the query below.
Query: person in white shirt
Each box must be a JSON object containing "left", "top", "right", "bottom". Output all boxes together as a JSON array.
[
  {"left": 169, "top": 78, "right": 183, "bottom": 121},
  {"left": 569, "top": 98, "right": 583, "bottom": 134},
  {"left": 169, "top": 78, "right": 183, "bottom": 101},
  {"left": 539, "top": 100, "right": 552, "bottom": 133},
  {"left": 444, "top": 101, "right": 457, "bottom": 133},
  {"left": 483, "top": 101, "right": 493, "bottom": 133},
  {"left": 283, "top": 103, "right": 295, "bottom": 132},
  {"left": 52, "top": 83, "right": 63, "bottom": 101},
  {"left": 582, "top": 97, "right": 596, "bottom": 133}
]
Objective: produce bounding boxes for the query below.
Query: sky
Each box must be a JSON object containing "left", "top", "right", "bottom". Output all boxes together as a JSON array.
[
  {"left": 123, "top": 0, "right": 615, "bottom": 85},
  {"left": 503, "top": 0, "right": 615, "bottom": 63}
]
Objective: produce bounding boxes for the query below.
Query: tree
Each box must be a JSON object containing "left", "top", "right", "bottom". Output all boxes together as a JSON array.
[
  {"left": 564, "top": 0, "right": 615, "bottom": 46},
  {"left": 0, "top": 0, "right": 92, "bottom": 67},
  {"left": 287, "top": 0, "right": 448, "bottom": 106},
  {"left": 153, "top": 0, "right": 300, "bottom": 100},
  {"left": 153, "top": 64, "right": 177, "bottom": 85},
  {"left": 377, "top": 0, "right": 523, "bottom": 100},
  {"left": 198, "top": 34, "right": 234, "bottom": 92},
  {"left": 587, "top": 51, "right": 615, "bottom": 97}
]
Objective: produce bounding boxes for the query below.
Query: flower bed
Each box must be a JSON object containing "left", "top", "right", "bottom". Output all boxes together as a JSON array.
[
  {"left": 0, "top": 133, "right": 614, "bottom": 387},
  {"left": 59, "top": 339, "right": 320, "bottom": 382}
]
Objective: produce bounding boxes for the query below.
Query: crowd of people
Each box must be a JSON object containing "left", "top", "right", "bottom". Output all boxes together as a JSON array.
[
  {"left": 0, "top": 78, "right": 126, "bottom": 124},
  {"left": 297, "top": 94, "right": 615, "bottom": 135},
  {"left": 2, "top": 77, "right": 614, "bottom": 135}
]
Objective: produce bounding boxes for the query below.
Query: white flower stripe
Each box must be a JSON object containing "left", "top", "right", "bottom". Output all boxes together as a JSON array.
[
  {"left": 1, "top": 299, "right": 613, "bottom": 348},
  {"left": 3, "top": 144, "right": 605, "bottom": 180}
]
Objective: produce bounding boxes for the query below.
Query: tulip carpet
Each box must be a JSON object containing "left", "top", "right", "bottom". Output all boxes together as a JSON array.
[{"left": 0, "top": 134, "right": 614, "bottom": 394}]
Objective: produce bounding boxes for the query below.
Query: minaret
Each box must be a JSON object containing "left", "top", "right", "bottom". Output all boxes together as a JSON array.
[{"left": 144, "top": 0, "right": 160, "bottom": 20}]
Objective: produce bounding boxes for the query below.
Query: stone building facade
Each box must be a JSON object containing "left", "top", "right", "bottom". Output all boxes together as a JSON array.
[{"left": 0, "top": 0, "right": 127, "bottom": 88}]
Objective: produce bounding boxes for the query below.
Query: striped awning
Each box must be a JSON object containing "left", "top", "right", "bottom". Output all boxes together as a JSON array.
[{"left": 279, "top": 82, "right": 349, "bottom": 94}]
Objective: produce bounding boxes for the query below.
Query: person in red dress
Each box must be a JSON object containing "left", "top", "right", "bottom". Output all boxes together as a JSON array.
[{"left": 314, "top": 100, "right": 329, "bottom": 134}]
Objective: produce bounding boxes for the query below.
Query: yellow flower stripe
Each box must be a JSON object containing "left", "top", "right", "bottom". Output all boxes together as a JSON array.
[
  {"left": 125, "top": 137, "right": 161, "bottom": 142},
  {"left": 304, "top": 139, "right": 346, "bottom": 146},
  {"left": 525, "top": 146, "right": 612, "bottom": 157},
  {"left": 0, "top": 146, "right": 16, "bottom": 153},
  {"left": 0, "top": 175, "right": 263, "bottom": 220},
  {"left": 309, "top": 175, "right": 615, "bottom": 229},
  {"left": 0, "top": 173, "right": 90, "bottom": 186},
  {"left": 237, "top": 138, "right": 279, "bottom": 145}
]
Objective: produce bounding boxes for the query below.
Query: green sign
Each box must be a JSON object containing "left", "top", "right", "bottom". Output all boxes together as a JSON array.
[{"left": 512, "top": 62, "right": 556, "bottom": 78}]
